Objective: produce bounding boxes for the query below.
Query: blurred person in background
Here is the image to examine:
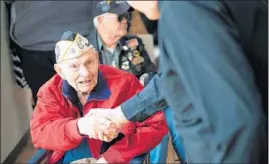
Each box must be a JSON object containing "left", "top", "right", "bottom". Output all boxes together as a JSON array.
[
  {"left": 89, "top": 0, "right": 156, "bottom": 86},
  {"left": 139, "top": 1, "right": 268, "bottom": 118},
  {"left": 5, "top": 1, "right": 95, "bottom": 105},
  {"left": 140, "top": 1, "right": 268, "bottom": 118}
]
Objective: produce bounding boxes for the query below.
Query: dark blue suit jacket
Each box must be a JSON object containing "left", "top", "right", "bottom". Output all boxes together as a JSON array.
[{"left": 121, "top": 1, "right": 268, "bottom": 163}]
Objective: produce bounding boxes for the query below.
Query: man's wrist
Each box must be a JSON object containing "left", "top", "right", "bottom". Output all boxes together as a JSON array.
[{"left": 114, "top": 106, "right": 128, "bottom": 125}]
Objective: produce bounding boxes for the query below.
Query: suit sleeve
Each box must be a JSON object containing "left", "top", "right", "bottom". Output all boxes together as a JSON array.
[
  {"left": 121, "top": 73, "right": 168, "bottom": 122},
  {"left": 30, "top": 85, "right": 83, "bottom": 151},
  {"left": 102, "top": 76, "right": 168, "bottom": 163}
]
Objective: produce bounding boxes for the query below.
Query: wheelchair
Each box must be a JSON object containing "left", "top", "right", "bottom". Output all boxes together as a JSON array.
[
  {"left": 28, "top": 149, "right": 149, "bottom": 164},
  {"left": 29, "top": 134, "right": 149, "bottom": 164},
  {"left": 29, "top": 120, "right": 150, "bottom": 164}
]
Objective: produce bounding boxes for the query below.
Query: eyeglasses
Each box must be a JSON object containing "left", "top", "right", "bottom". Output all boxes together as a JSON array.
[
  {"left": 118, "top": 12, "right": 131, "bottom": 22},
  {"left": 60, "top": 57, "right": 98, "bottom": 72}
]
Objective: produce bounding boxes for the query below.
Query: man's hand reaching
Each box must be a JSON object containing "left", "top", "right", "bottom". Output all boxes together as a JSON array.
[
  {"left": 77, "top": 106, "right": 129, "bottom": 142},
  {"left": 96, "top": 121, "right": 119, "bottom": 142},
  {"left": 77, "top": 111, "right": 120, "bottom": 142},
  {"left": 88, "top": 106, "right": 129, "bottom": 129}
]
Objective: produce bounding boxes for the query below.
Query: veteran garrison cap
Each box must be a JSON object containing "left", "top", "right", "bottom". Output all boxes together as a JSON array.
[{"left": 55, "top": 31, "right": 97, "bottom": 63}]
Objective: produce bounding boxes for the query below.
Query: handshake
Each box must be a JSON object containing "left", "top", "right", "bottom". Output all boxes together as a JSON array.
[{"left": 77, "top": 106, "right": 128, "bottom": 142}]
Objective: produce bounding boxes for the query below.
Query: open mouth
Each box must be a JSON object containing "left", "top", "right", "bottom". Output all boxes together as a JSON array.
[{"left": 79, "top": 80, "right": 91, "bottom": 84}]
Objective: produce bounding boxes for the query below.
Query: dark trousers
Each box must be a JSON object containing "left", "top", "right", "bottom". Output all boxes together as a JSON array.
[{"left": 11, "top": 41, "right": 56, "bottom": 104}]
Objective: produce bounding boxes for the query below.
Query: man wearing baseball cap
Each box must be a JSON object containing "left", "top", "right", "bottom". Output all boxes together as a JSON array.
[
  {"left": 30, "top": 31, "right": 168, "bottom": 164},
  {"left": 89, "top": 0, "right": 156, "bottom": 86}
]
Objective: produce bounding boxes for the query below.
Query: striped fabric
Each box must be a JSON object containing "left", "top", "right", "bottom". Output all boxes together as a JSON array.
[{"left": 10, "top": 43, "right": 28, "bottom": 88}]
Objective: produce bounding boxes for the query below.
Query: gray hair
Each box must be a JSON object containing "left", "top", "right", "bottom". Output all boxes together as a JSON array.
[
  {"left": 93, "top": 16, "right": 99, "bottom": 28},
  {"left": 93, "top": 13, "right": 110, "bottom": 28}
]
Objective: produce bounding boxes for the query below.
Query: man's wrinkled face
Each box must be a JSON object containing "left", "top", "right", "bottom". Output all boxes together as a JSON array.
[
  {"left": 55, "top": 50, "right": 99, "bottom": 94},
  {"left": 100, "top": 12, "right": 128, "bottom": 38}
]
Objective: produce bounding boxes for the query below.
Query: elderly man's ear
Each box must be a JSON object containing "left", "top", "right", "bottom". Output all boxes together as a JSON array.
[
  {"left": 97, "top": 15, "right": 106, "bottom": 26},
  {"left": 54, "top": 64, "right": 66, "bottom": 80}
]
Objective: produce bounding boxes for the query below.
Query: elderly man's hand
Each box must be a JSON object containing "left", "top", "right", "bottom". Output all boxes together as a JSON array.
[
  {"left": 86, "top": 107, "right": 129, "bottom": 141},
  {"left": 96, "top": 122, "right": 120, "bottom": 142},
  {"left": 88, "top": 106, "right": 129, "bottom": 127},
  {"left": 77, "top": 114, "right": 115, "bottom": 141},
  {"left": 77, "top": 111, "right": 121, "bottom": 142}
]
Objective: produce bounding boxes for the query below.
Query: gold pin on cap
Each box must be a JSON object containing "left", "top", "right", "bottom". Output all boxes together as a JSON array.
[{"left": 55, "top": 33, "right": 96, "bottom": 63}]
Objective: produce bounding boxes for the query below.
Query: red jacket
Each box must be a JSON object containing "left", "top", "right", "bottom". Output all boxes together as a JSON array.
[{"left": 30, "top": 65, "right": 168, "bottom": 163}]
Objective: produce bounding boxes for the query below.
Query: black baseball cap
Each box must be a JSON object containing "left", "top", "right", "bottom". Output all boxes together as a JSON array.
[{"left": 92, "top": 0, "right": 133, "bottom": 18}]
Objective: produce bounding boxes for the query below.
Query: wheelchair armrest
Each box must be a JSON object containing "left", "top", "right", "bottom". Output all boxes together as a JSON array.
[{"left": 28, "top": 149, "right": 52, "bottom": 164}]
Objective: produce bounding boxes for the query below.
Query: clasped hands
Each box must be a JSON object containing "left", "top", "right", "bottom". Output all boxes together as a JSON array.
[{"left": 77, "top": 108, "right": 127, "bottom": 142}]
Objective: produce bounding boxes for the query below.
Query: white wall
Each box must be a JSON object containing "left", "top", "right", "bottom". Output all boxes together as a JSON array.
[{"left": 1, "top": 2, "right": 33, "bottom": 162}]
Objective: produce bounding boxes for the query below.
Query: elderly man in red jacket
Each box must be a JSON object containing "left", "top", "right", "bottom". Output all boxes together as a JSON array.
[{"left": 30, "top": 31, "right": 168, "bottom": 164}]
